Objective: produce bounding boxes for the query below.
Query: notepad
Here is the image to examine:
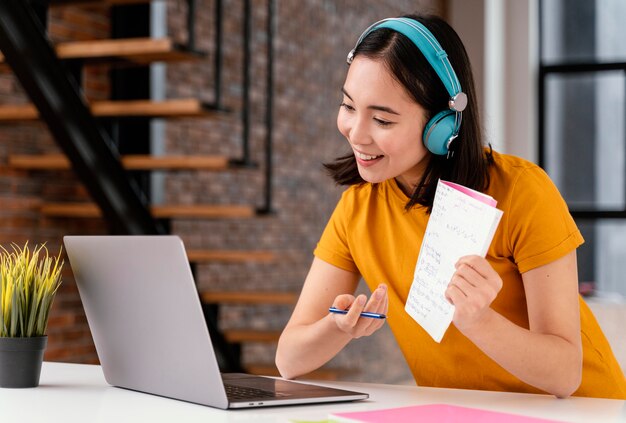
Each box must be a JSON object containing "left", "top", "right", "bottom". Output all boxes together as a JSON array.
[
  {"left": 405, "top": 179, "right": 503, "bottom": 342},
  {"left": 328, "top": 404, "right": 564, "bottom": 423}
]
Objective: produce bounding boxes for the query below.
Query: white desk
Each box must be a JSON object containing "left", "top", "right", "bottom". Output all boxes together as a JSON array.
[{"left": 1, "top": 362, "right": 624, "bottom": 422}]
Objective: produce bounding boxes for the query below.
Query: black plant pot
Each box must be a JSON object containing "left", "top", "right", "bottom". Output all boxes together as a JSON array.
[{"left": 0, "top": 336, "right": 47, "bottom": 388}]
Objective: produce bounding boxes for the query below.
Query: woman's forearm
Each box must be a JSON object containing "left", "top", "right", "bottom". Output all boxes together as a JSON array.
[
  {"left": 461, "top": 309, "right": 582, "bottom": 398},
  {"left": 276, "top": 314, "right": 353, "bottom": 379}
]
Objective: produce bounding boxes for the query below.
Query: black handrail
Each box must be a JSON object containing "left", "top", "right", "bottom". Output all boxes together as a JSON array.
[
  {"left": 234, "top": 0, "right": 253, "bottom": 167},
  {"left": 27, "top": 0, "right": 48, "bottom": 27},
  {"left": 258, "top": 0, "right": 275, "bottom": 214},
  {"left": 0, "top": 0, "right": 162, "bottom": 235},
  {"left": 186, "top": 0, "right": 197, "bottom": 51},
  {"left": 214, "top": 0, "right": 223, "bottom": 108}
]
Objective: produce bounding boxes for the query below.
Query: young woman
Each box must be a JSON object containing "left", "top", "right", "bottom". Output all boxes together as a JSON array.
[{"left": 275, "top": 14, "right": 626, "bottom": 399}]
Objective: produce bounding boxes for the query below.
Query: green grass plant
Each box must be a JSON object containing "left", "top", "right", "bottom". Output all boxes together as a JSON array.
[{"left": 0, "top": 243, "right": 63, "bottom": 338}]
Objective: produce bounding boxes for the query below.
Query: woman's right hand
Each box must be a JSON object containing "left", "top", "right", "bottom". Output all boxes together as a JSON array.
[
  {"left": 276, "top": 258, "right": 379, "bottom": 379},
  {"left": 330, "top": 284, "right": 388, "bottom": 339}
]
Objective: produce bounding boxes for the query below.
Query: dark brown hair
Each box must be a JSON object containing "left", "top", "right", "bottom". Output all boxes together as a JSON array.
[{"left": 325, "top": 14, "right": 493, "bottom": 211}]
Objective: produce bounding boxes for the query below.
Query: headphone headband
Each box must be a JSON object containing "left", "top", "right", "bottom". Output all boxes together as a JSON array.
[{"left": 347, "top": 17, "right": 467, "bottom": 113}]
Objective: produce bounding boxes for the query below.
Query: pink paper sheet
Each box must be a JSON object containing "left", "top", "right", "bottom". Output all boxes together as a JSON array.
[
  {"left": 330, "top": 404, "right": 562, "bottom": 423},
  {"left": 441, "top": 180, "right": 497, "bottom": 207}
]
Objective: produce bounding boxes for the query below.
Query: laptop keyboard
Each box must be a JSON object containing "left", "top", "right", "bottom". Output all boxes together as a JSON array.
[{"left": 225, "top": 384, "right": 276, "bottom": 400}]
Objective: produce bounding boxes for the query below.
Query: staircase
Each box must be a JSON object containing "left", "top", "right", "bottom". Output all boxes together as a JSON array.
[
  {"left": 0, "top": 99, "right": 226, "bottom": 120},
  {"left": 0, "top": 37, "right": 205, "bottom": 65},
  {"left": 0, "top": 0, "right": 345, "bottom": 380}
]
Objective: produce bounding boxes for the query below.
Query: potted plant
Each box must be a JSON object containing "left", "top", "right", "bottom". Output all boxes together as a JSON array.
[{"left": 0, "top": 243, "right": 63, "bottom": 388}]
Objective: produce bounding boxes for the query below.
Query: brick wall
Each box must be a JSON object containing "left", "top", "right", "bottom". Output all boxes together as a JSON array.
[
  {"left": 164, "top": 0, "right": 443, "bottom": 383},
  {"left": 0, "top": 0, "right": 442, "bottom": 382},
  {"left": 0, "top": 5, "right": 111, "bottom": 363}
]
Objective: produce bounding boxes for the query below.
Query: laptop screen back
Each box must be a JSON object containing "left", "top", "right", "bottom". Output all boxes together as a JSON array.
[{"left": 64, "top": 235, "right": 229, "bottom": 408}]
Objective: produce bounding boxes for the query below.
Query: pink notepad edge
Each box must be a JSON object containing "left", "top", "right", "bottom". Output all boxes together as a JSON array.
[
  {"left": 441, "top": 180, "right": 497, "bottom": 207},
  {"left": 329, "top": 403, "right": 563, "bottom": 423}
]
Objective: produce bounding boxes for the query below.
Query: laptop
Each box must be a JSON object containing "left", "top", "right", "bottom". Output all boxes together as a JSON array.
[{"left": 63, "top": 235, "right": 368, "bottom": 409}]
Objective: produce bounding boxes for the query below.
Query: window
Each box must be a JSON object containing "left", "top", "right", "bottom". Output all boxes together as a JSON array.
[{"left": 539, "top": 0, "right": 626, "bottom": 296}]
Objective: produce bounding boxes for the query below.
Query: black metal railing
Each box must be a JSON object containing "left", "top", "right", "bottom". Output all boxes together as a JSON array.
[
  {"left": 259, "top": 0, "right": 275, "bottom": 214},
  {"left": 230, "top": 0, "right": 275, "bottom": 214},
  {"left": 213, "top": 0, "right": 224, "bottom": 108},
  {"left": 0, "top": 0, "right": 162, "bottom": 235},
  {"left": 1, "top": 0, "right": 276, "bottom": 372},
  {"left": 229, "top": 0, "right": 255, "bottom": 169}
]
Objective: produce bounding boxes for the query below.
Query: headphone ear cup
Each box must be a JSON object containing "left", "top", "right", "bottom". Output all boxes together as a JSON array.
[{"left": 423, "top": 110, "right": 457, "bottom": 155}]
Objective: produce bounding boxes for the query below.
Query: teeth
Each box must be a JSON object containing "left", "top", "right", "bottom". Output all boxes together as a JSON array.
[{"left": 356, "top": 152, "right": 382, "bottom": 161}]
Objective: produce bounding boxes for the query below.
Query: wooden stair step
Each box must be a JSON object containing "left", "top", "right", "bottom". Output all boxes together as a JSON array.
[
  {"left": 245, "top": 364, "right": 351, "bottom": 381},
  {"left": 201, "top": 291, "right": 296, "bottom": 305},
  {"left": 0, "top": 99, "right": 224, "bottom": 121},
  {"left": 40, "top": 203, "right": 256, "bottom": 219},
  {"left": 0, "top": 104, "right": 38, "bottom": 120},
  {"left": 187, "top": 250, "right": 276, "bottom": 263},
  {"left": 94, "top": 99, "right": 220, "bottom": 118},
  {"left": 59, "top": 37, "right": 203, "bottom": 64},
  {"left": 223, "top": 330, "right": 282, "bottom": 344},
  {"left": 0, "top": 38, "right": 203, "bottom": 66},
  {"left": 152, "top": 205, "right": 255, "bottom": 219},
  {"left": 9, "top": 154, "right": 229, "bottom": 171}
]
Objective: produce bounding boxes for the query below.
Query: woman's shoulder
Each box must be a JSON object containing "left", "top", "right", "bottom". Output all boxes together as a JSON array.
[
  {"left": 340, "top": 180, "right": 405, "bottom": 202},
  {"left": 334, "top": 183, "right": 373, "bottom": 215},
  {"left": 335, "top": 181, "right": 409, "bottom": 221},
  {"left": 339, "top": 182, "right": 373, "bottom": 202},
  {"left": 487, "top": 149, "right": 565, "bottom": 207},
  {"left": 488, "top": 150, "right": 553, "bottom": 191},
  {"left": 489, "top": 150, "right": 540, "bottom": 175}
]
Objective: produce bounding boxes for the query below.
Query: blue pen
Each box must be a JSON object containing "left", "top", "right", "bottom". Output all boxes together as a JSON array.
[{"left": 328, "top": 306, "right": 386, "bottom": 319}]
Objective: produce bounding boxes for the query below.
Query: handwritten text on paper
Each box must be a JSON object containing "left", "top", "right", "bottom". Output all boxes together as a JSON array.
[{"left": 405, "top": 180, "right": 503, "bottom": 342}]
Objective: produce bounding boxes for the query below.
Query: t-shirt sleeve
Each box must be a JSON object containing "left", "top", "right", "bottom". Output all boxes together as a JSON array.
[
  {"left": 506, "top": 166, "right": 584, "bottom": 274},
  {"left": 313, "top": 189, "right": 360, "bottom": 274}
]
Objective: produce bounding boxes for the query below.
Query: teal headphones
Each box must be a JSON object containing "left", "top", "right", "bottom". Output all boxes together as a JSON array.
[{"left": 347, "top": 17, "right": 467, "bottom": 156}]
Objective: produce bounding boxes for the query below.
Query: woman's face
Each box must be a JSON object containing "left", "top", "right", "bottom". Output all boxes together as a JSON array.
[{"left": 337, "top": 56, "right": 431, "bottom": 194}]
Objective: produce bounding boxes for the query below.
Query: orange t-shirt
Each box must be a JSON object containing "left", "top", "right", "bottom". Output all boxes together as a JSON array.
[{"left": 314, "top": 151, "right": 626, "bottom": 399}]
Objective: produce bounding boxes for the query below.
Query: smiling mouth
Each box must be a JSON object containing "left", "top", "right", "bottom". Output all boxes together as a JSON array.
[{"left": 355, "top": 151, "right": 383, "bottom": 161}]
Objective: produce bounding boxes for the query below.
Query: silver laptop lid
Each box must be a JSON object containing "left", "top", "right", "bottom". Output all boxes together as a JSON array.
[{"left": 64, "top": 235, "right": 229, "bottom": 409}]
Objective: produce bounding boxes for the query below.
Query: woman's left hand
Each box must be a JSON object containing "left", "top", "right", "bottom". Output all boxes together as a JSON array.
[{"left": 445, "top": 255, "right": 502, "bottom": 333}]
